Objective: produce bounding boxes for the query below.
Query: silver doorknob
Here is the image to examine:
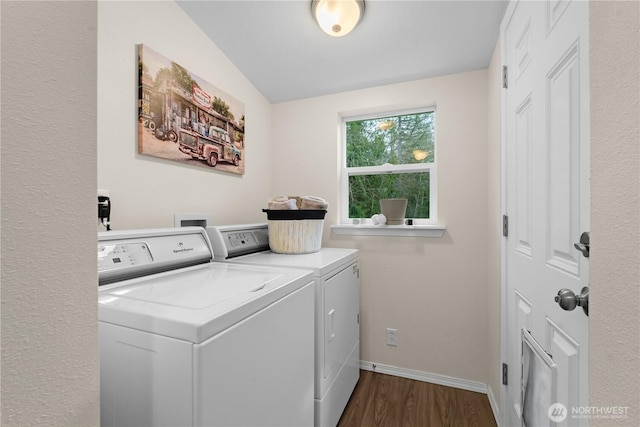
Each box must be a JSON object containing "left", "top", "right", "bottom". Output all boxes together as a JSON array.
[{"left": 555, "top": 287, "right": 589, "bottom": 316}]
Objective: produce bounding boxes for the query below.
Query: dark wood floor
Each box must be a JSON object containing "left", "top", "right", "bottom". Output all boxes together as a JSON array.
[{"left": 337, "top": 370, "right": 497, "bottom": 427}]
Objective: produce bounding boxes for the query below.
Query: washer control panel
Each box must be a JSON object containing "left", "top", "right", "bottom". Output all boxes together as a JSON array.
[
  {"left": 98, "top": 242, "right": 153, "bottom": 272},
  {"left": 98, "top": 227, "right": 213, "bottom": 286}
]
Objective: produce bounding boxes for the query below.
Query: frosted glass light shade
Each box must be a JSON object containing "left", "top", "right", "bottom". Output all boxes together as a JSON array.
[{"left": 312, "top": 0, "right": 364, "bottom": 37}]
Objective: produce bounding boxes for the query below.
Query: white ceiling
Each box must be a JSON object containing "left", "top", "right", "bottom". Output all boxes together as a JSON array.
[{"left": 178, "top": 0, "right": 508, "bottom": 104}]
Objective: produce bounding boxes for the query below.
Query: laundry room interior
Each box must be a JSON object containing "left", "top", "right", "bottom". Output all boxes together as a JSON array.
[
  {"left": 97, "top": 1, "right": 503, "bottom": 422},
  {"left": 1, "top": 1, "right": 638, "bottom": 426}
]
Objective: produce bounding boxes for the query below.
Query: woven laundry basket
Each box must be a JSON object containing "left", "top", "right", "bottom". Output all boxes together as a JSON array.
[{"left": 262, "top": 209, "right": 327, "bottom": 254}]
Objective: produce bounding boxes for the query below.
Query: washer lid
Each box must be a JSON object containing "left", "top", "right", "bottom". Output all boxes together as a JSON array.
[{"left": 99, "top": 262, "right": 313, "bottom": 344}]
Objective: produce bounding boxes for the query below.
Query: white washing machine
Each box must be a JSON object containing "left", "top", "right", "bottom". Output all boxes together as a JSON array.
[
  {"left": 98, "top": 227, "right": 315, "bottom": 427},
  {"left": 206, "top": 224, "right": 360, "bottom": 427}
]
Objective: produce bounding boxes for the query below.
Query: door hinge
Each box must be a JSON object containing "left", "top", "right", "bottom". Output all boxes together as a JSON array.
[
  {"left": 503, "top": 215, "right": 509, "bottom": 237},
  {"left": 502, "top": 363, "right": 508, "bottom": 385},
  {"left": 502, "top": 65, "right": 508, "bottom": 89}
]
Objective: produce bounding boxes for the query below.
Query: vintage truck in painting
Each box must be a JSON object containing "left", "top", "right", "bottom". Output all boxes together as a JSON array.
[{"left": 178, "top": 125, "right": 241, "bottom": 167}]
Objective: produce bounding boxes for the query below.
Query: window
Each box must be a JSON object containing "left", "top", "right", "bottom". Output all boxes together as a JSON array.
[{"left": 342, "top": 108, "right": 437, "bottom": 225}]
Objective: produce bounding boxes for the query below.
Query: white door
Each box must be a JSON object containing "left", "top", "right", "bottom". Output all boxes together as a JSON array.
[{"left": 502, "top": 0, "right": 590, "bottom": 426}]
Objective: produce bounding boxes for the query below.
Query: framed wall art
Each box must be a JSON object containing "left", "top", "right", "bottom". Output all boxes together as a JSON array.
[{"left": 138, "top": 44, "right": 245, "bottom": 175}]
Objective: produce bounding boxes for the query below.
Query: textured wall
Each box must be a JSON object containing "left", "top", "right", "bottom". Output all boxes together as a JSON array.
[
  {"left": 98, "top": 1, "right": 274, "bottom": 230},
  {"left": 590, "top": 1, "right": 640, "bottom": 424},
  {"left": 1, "top": 1, "right": 100, "bottom": 425},
  {"left": 272, "top": 70, "right": 491, "bottom": 385}
]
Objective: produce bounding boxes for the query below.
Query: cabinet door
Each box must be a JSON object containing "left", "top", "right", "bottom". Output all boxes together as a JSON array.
[{"left": 323, "top": 262, "right": 360, "bottom": 381}]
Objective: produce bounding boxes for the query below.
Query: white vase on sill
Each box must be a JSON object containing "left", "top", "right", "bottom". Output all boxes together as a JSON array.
[{"left": 379, "top": 198, "right": 407, "bottom": 225}]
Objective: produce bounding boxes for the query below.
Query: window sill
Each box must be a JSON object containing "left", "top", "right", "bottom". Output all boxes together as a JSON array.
[{"left": 330, "top": 224, "right": 446, "bottom": 238}]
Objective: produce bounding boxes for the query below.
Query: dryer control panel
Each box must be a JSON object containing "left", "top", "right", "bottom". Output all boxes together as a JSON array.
[{"left": 207, "top": 224, "right": 269, "bottom": 259}]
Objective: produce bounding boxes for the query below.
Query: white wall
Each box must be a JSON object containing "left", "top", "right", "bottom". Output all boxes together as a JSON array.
[
  {"left": 98, "top": 1, "right": 274, "bottom": 229},
  {"left": 1, "top": 2, "right": 100, "bottom": 425},
  {"left": 590, "top": 1, "right": 640, "bottom": 423},
  {"left": 272, "top": 70, "right": 492, "bottom": 385}
]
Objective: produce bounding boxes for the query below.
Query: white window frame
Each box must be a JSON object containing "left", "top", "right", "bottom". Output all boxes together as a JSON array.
[{"left": 339, "top": 107, "right": 440, "bottom": 228}]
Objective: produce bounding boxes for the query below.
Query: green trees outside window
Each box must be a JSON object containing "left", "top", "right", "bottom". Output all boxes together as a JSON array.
[{"left": 345, "top": 111, "right": 435, "bottom": 220}]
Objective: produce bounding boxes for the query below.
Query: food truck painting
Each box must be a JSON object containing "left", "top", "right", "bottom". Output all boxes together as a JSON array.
[
  {"left": 179, "top": 124, "right": 242, "bottom": 167},
  {"left": 138, "top": 44, "right": 245, "bottom": 174}
]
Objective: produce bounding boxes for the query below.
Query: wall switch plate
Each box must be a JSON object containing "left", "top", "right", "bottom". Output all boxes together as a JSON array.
[{"left": 386, "top": 328, "right": 397, "bottom": 346}]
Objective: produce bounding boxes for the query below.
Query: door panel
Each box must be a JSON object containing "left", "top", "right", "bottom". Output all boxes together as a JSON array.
[
  {"left": 547, "top": 318, "right": 581, "bottom": 415},
  {"left": 515, "top": 96, "right": 533, "bottom": 257},
  {"left": 546, "top": 43, "right": 582, "bottom": 276},
  {"left": 502, "top": 0, "right": 589, "bottom": 426}
]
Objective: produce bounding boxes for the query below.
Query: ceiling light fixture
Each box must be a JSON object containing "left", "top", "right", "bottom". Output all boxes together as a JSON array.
[{"left": 312, "top": 0, "right": 365, "bottom": 37}]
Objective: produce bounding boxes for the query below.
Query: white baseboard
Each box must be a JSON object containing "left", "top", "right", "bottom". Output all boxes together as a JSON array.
[
  {"left": 360, "top": 360, "right": 487, "bottom": 393},
  {"left": 359, "top": 360, "right": 501, "bottom": 425},
  {"left": 486, "top": 384, "right": 501, "bottom": 426}
]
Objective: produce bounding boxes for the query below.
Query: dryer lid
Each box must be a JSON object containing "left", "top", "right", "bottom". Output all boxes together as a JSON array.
[{"left": 231, "top": 248, "right": 358, "bottom": 277}]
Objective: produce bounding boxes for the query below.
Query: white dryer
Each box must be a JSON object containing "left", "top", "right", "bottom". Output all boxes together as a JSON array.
[
  {"left": 98, "top": 227, "right": 315, "bottom": 427},
  {"left": 207, "top": 224, "right": 360, "bottom": 427}
]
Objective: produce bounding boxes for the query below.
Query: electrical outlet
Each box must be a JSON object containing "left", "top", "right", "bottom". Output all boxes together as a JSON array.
[
  {"left": 98, "top": 189, "right": 110, "bottom": 198},
  {"left": 386, "top": 328, "right": 397, "bottom": 346}
]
